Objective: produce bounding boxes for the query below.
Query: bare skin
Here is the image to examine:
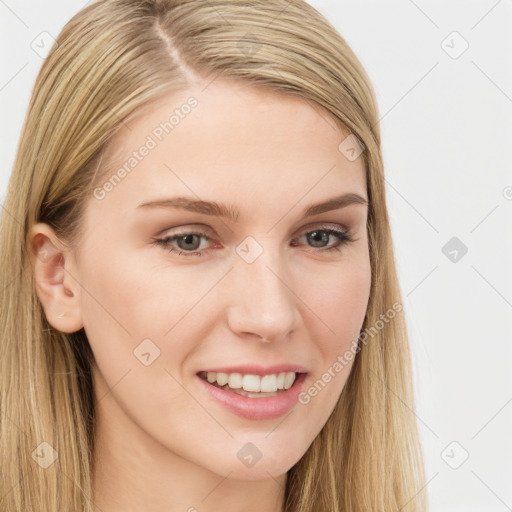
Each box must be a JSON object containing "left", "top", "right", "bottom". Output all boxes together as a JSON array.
[{"left": 30, "top": 78, "right": 371, "bottom": 512}]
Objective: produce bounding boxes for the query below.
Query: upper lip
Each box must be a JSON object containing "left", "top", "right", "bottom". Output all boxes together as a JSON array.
[{"left": 197, "top": 364, "right": 308, "bottom": 376}]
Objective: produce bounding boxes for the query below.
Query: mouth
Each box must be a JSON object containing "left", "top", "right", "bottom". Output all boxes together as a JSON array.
[{"left": 197, "top": 370, "right": 306, "bottom": 398}]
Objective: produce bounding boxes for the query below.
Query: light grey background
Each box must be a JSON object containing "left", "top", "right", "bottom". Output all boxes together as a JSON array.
[{"left": 1, "top": 1, "right": 511, "bottom": 510}]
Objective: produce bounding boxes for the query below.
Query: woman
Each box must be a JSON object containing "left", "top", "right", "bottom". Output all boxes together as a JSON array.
[{"left": 0, "top": 0, "right": 428, "bottom": 510}]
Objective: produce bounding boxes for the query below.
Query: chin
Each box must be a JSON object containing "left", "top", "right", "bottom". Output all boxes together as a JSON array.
[
  {"left": 201, "top": 440, "right": 307, "bottom": 481},
  {"left": 215, "top": 458, "right": 295, "bottom": 481}
]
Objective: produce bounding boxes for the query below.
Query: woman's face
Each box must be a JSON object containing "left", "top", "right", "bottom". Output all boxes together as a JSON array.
[{"left": 36, "top": 79, "right": 371, "bottom": 479}]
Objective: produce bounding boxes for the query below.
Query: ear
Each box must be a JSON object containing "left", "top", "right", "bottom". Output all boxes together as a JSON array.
[{"left": 29, "top": 222, "right": 84, "bottom": 333}]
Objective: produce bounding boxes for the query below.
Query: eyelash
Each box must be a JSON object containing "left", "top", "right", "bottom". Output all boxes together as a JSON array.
[{"left": 152, "top": 225, "right": 355, "bottom": 257}]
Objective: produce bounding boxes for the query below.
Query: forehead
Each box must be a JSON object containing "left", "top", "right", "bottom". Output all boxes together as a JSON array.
[{"left": 90, "top": 79, "right": 366, "bottom": 220}]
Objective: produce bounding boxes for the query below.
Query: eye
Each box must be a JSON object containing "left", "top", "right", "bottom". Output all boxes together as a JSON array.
[
  {"left": 153, "top": 230, "right": 211, "bottom": 256},
  {"left": 152, "top": 224, "right": 355, "bottom": 257},
  {"left": 292, "top": 227, "right": 354, "bottom": 253}
]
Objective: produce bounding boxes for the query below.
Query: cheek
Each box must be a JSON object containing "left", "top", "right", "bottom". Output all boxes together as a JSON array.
[
  {"left": 291, "top": 264, "right": 369, "bottom": 443},
  {"left": 78, "top": 244, "right": 203, "bottom": 339},
  {"left": 77, "top": 245, "right": 222, "bottom": 390},
  {"left": 77, "top": 249, "right": 202, "bottom": 434},
  {"left": 308, "top": 256, "right": 371, "bottom": 355},
  {"left": 294, "top": 256, "right": 370, "bottom": 424}
]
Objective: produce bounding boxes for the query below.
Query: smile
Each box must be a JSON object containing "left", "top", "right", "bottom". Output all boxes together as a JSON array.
[
  {"left": 198, "top": 370, "right": 298, "bottom": 396},
  {"left": 196, "top": 370, "right": 308, "bottom": 420}
]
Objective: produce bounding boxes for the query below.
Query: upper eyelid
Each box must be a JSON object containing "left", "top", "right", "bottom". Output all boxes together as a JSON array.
[{"left": 159, "top": 221, "right": 351, "bottom": 238}]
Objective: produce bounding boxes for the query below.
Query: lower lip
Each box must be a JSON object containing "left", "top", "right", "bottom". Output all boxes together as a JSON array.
[{"left": 196, "top": 373, "right": 307, "bottom": 420}]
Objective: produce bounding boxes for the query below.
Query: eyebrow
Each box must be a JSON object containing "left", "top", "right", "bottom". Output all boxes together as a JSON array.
[{"left": 136, "top": 192, "right": 368, "bottom": 221}]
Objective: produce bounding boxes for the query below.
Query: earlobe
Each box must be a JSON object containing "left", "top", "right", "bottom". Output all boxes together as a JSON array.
[{"left": 29, "top": 223, "right": 84, "bottom": 333}]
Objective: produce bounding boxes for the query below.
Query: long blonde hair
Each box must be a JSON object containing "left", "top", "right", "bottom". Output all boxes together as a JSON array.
[{"left": 0, "top": 1, "right": 428, "bottom": 510}]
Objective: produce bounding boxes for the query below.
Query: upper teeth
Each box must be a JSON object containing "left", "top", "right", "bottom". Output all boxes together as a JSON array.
[{"left": 204, "top": 371, "right": 297, "bottom": 392}]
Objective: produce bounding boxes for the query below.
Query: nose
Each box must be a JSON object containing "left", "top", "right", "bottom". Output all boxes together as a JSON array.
[{"left": 225, "top": 243, "right": 300, "bottom": 344}]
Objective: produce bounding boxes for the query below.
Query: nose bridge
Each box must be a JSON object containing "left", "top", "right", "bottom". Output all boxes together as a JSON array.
[{"left": 226, "top": 239, "right": 299, "bottom": 340}]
